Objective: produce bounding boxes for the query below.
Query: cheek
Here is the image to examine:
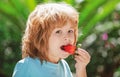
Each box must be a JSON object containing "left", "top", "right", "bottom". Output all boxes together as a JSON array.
[
  {"left": 70, "top": 34, "right": 76, "bottom": 45},
  {"left": 49, "top": 36, "right": 60, "bottom": 47},
  {"left": 70, "top": 34, "right": 75, "bottom": 40},
  {"left": 72, "top": 36, "right": 76, "bottom": 44}
]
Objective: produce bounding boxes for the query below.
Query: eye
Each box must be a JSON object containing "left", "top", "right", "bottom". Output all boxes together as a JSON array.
[
  {"left": 55, "top": 30, "right": 62, "bottom": 34},
  {"left": 68, "top": 30, "right": 74, "bottom": 33}
]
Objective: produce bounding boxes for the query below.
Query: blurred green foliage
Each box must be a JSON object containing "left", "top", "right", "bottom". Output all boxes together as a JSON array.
[{"left": 0, "top": 0, "right": 120, "bottom": 77}]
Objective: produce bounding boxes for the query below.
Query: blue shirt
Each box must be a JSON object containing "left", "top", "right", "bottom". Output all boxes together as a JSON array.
[{"left": 12, "top": 57, "right": 73, "bottom": 77}]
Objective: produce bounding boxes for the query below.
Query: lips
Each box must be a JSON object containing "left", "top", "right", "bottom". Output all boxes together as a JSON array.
[{"left": 61, "top": 44, "right": 76, "bottom": 54}]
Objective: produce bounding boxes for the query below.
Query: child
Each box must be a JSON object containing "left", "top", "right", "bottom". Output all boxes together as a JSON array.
[{"left": 12, "top": 3, "right": 90, "bottom": 77}]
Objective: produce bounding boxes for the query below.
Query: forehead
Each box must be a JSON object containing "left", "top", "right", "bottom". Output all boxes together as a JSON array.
[
  {"left": 54, "top": 21, "right": 78, "bottom": 30},
  {"left": 60, "top": 22, "right": 74, "bottom": 28}
]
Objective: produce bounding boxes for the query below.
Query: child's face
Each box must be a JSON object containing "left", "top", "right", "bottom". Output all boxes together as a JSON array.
[{"left": 48, "top": 22, "right": 76, "bottom": 62}]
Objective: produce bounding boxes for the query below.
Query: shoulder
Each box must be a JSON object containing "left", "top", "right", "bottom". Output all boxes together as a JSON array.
[
  {"left": 14, "top": 57, "right": 29, "bottom": 70},
  {"left": 12, "top": 57, "right": 39, "bottom": 77},
  {"left": 14, "top": 57, "right": 40, "bottom": 69},
  {"left": 15, "top": 57, "right": 32, "bottom": 67}
]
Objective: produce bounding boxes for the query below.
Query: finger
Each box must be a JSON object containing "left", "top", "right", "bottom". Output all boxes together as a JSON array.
[
  {"left": 74, "top": 55, "right": 90, "bottom": 64},
  {"left": 77, "top": 48, "right": 89, "bottom": 55},
  {"left": 74, "top": 56, "right": 86, "bottom": 63},
  {"left": 76, "top": 48, "right": 91, "bottom": 59},
  {"left": 74, "top": 51, "right": 91, "bottom": 64},
  {"left": 74, "top": 54, "right": 89, "bottom": 63},
  {"left": 74, "top": 52, "right": 89, "bottom": 60}
]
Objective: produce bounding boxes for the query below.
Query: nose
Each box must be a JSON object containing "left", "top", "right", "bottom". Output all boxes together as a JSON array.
[{"left": 64, "top": 35, "right": 71, "bottom": 43}]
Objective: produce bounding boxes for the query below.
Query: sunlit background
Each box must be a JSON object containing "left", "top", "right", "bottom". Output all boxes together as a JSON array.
[{"left": 0, "top": 0, "right": 120, "bottom": 77}]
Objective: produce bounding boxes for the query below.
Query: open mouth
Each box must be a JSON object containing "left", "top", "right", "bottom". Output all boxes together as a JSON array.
[
  {"left": 60, "top": 45, "right": 66, "bottom": 51},
  {"left": 60, "top": 44, "right": 76, "bottom": 54}
]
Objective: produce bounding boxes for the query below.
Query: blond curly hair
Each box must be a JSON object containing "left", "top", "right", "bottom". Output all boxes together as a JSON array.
[{"left": 22, "top": 3, "right": 79, "bottom": 62}]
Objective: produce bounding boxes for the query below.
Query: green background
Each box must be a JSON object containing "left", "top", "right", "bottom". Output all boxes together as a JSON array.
[{"left": 0, "top": 0, "right": 120, "bottom": 77}]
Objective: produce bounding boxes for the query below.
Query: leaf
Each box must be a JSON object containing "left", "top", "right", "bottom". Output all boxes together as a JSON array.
[
  {"left": 78, "top": 0, "right": 120, "bottom": 42},
  {"left": 10, "top": 0, "right": 30, "bottom": 20},
  {"left": 25, "top": 0, "right": 37, "bottom": 12},
  {"left": 78, "top": 0, "right": 106, "bottom": 27},
  {"left": 64, "top": 0, "right": 75, "bottom": 6},
  {"left": 0, "top": 2, "right": 18, "bottom": 17}
]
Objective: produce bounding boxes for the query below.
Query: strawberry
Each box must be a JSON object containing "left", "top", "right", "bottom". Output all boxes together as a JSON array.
[{"left": 61, "top": 44, "right": 76, "bottom": 54}]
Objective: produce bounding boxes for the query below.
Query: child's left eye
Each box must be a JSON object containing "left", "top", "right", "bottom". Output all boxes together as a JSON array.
[
  {"left": 55, "top": 30, "right": 62, "bottom": 34},
  {"left": 68, "top": 30, "right": 74, "bottom": 33}
]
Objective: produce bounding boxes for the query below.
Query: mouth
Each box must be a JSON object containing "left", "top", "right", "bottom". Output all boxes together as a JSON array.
[
  {"left": 60, "top": 44, "right": 76, "bottom": 55},
  {"left": 60, "top": 45, "right": 66, "bottom": 51}
]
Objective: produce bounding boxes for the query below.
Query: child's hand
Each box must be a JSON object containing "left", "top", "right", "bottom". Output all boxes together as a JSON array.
[{"left": 74, "top": 48, "right": 91, "bottom": 70}]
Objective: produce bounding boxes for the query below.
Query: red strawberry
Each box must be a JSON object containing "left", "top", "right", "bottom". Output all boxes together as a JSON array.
[{"left": 61, "top": 44, "right": 76, "bottom": 54}]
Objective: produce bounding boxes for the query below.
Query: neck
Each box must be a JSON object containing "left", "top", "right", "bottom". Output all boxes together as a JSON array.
[{"left": 47, "top": 55, "right": 61, "bottom": 64}]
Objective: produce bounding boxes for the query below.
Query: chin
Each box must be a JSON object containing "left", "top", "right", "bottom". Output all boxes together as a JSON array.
[
  {"left": 61, "top": 54, "right": 70, "bottom": 59},
  {"left": 59, "top": 50, "right": 70, "bottom": 58},
  {"left": 62, "top": 56, "right": 69, "bottom": 59}
]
